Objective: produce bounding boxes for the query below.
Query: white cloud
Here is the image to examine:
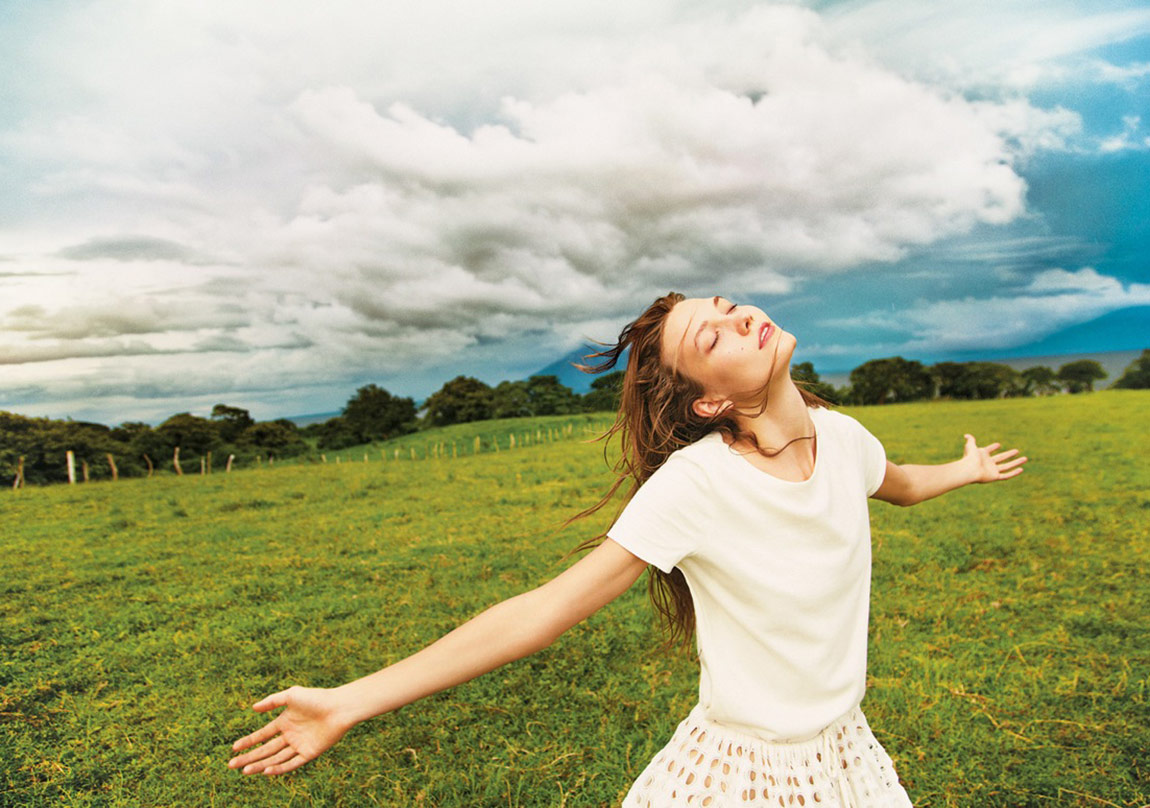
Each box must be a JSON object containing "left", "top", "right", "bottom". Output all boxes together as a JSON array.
[
  {"left": 821, "top": 267, "right": 1150, "bottom": 354},
  {"left": 0, "top": 1, "right": 1105, "bottom": 420}
]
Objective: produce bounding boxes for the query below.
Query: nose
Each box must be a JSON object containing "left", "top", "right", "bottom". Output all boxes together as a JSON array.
[{"left": 730, "top": 311, "right": 752, "bottom": 337}]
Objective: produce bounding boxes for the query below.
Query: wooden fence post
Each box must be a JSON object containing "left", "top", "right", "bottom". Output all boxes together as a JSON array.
[
  {"left": 143, "top": 454, "right": 154, "bottom": 477},
  {"left": 321, "top": 454, "right": 327, "bottom": 463},
  {"left": 226, "top": 454, "right": 235, "bottom": 473},
  {"left": 81, "top": 460, "right": 89, "bottom": 483},
  {"left": 207, "top": 451, "right": 213, "bottom": 474},
  {"left": 66, "top": 451, "right": 76, "bottom": 484},
  {"left": 13, "top": 456, "right": 25, "bottom": 489},
  {"left": 106, "top": 453, "right": 118, "bottom": 481},
  {"left": 173, "top": 447, "right": 183, "bottom": 476}
]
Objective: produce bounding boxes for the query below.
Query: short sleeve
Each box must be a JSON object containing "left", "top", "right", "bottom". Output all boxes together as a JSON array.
[
  {"left": 606, "top": 454, "right": 710, "bottom": 573},
  {"left": 858, "top": 422, "right": 887, "bottom": 497}
]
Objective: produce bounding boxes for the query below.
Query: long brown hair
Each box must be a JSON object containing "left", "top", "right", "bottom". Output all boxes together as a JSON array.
[{"left": 568, "top": 291, "right": 830, "bottom": 652}]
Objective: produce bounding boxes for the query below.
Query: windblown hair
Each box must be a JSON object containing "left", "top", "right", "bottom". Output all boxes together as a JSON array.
[{"left": 568, "top": 291, "right": 830, "bottom": 652}]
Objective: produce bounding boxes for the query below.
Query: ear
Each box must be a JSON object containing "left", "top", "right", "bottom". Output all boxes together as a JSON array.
[{"left": 692, "top": 396, "right": 731, "bottom": 419}]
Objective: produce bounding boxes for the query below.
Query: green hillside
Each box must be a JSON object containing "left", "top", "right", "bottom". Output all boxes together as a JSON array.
[{"left": 2, "top": 393, "right": 1147, "bottom": 807}]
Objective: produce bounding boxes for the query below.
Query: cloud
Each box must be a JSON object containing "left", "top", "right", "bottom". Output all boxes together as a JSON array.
[
  {"left": 820, "top": 267, "right": 1150, "bottom": 354},
  {"left": 58, "top": 235, "right": 215, "bottom": 263},
  {"left": 1099, "top": 115, "right": 1149, "bottom": 153},
  {"left": 0, "top": 1, "right": 1110, "bottom": 421}
]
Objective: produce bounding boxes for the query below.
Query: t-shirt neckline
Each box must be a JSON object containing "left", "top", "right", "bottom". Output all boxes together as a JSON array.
[{"left": 711, "top": 407, "right": 823, "bottom": 485}]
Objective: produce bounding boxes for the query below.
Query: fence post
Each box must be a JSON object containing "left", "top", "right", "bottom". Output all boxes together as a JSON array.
[
  {"left": 66, "top": 451, "right": 76, "bottom": 484},
  {"left": 13, "top": 456, "right": 25, "bottom": 489},
  {"left": 143, "top": 453, "right": 154, "bottom": 477},
  {"left": 207, "top": 451, "right": 213, "bottom": 474},
  {"left": 173, "top": 447, "right": 183, "bottom": 476},
  {"left": 106, "top": 453, "right": 119, "bottom": 481},
  {"left": 226, "top": 454, "right": 235, "bottom": 473},
  {"left": 81, "top": 460, "right": 90, "bottom": 483}
]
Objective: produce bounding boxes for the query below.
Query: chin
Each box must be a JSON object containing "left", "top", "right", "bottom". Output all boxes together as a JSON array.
[{"left": 776, "top": 330, "right": 797, "bottom": 368}]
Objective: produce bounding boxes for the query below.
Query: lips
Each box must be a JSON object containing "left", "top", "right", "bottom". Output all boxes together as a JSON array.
[{"left": 759, "top": 322, "right": 773, "bottom": 348}]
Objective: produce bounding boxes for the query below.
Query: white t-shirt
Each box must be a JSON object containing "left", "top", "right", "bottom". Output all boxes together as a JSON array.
[{"left": 607, "top": 406, "right": 887, "bottom": 742}]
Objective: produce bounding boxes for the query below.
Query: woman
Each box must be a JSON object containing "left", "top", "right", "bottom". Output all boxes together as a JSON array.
[{"left": 228, "top": 292, "right": 1026, "bottom": 806}]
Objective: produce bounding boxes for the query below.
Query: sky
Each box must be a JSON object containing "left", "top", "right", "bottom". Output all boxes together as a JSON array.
[{"left": 1, "top": 0, "right": 1147, "bottom": 424}]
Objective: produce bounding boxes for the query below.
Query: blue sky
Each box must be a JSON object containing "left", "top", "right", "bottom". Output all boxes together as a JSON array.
[{"left": 0, "top": 0, "right": 1147, "bottom": 423}]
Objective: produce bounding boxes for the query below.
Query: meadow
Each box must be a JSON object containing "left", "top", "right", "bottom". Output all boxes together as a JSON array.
[{"left": 1, "top": 392, "right": 1147, "bottom": 807}]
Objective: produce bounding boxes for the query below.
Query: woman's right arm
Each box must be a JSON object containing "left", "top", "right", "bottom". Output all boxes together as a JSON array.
[{"left": 228, "top": 539, "right": 649, "bottom": 776}]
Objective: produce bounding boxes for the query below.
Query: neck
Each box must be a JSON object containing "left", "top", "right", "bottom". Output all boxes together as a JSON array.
[{"left": 733, "top": 376, "right": 814, "bottom": 453}]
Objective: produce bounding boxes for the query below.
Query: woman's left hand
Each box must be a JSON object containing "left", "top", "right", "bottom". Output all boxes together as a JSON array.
[{"left": 962, "top": 433, "right": 1028, "bottom": 483}]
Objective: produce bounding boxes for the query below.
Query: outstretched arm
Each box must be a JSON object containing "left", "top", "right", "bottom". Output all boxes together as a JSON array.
[
  {"left": 871, "top": 433, "right": 1027, "bottom": 507},
  {"left": 228, "top": 539, "right": 648, "bottom": 776}
]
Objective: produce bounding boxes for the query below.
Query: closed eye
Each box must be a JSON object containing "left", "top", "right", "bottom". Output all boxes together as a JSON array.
[{"left": 710, "top": 301, "right": 739, "bottom": 350}]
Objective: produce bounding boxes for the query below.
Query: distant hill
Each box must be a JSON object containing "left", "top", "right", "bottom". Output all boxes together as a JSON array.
[{"left": 529, "top": 344, "right": 628, "bottom": 393}]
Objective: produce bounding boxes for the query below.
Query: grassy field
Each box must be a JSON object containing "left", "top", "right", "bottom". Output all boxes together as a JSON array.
[{"left": 2, "top": 393, "right": 1147, "bottom": 807}]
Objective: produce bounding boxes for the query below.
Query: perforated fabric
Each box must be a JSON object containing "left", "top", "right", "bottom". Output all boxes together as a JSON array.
[{"left": 625, "top": 703, "right": 913, "bottom": 807}]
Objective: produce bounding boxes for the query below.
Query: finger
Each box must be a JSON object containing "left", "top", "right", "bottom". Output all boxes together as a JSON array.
[
  {"left": 982, "top": 441, "right": 1002, "bottom": 453},
  {"left": 253, "top": 690, "right": 291, "bottom": 713},
  {"left": 991, "top": 448, "right": 1020, "bottom": 461},
  {"left": 997, "top": 456, "right": 1028, "bottom": 472},
  {"left": 232, "top": 719, "right": 281, "bottom": 752},
  {"left": 998, "top": 466, "right": 1025, "bottom": 479},
  {"left": 243, "top": 745, "right": 296, "bottom": 775},
  {"left": 229, "top": 735, "right": 286, "bottom": 769},
  {"left": 963, "top": 433, "right": 976, "bottom": 446},
  {"left": 263, "top": 754, "right": 310, "bottom": 776}
]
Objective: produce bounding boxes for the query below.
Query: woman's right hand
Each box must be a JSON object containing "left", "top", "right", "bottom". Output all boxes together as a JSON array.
[{"left": 228, "top": 685, "right": 355, "bottom": 776}]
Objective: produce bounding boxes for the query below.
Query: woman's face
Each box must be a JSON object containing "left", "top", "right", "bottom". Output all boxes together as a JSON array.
[{"left": 660, "top": 295, "right": 795, "bottom": 416}]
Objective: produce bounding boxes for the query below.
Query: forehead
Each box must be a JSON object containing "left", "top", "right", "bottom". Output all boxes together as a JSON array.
[{"left": 661, "top": 296, "right": 719, "bottom": 369}]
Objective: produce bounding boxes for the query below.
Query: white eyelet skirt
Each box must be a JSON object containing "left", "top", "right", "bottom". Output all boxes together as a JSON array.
[{"left": 623, "top": 703, "right": 914, "bottom": 807}]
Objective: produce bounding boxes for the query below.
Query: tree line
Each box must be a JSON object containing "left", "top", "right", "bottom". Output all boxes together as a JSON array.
[
  {"left": 305, "top": 374, "right": 622, "bottom": 450},
  {"left": 824, "top": 353, "right": 1147, "bottom": 405},
  {"left": 4, "top": 350, "right": 1148, "bottom": 488}
]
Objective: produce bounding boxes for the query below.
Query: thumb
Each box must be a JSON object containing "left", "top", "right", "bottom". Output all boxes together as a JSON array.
[
  {"left": 963, "top": 433, "right": 976, "bottom": 449},
  {"left": 252, "top": 689, "right": 292, "bottom": 713}
]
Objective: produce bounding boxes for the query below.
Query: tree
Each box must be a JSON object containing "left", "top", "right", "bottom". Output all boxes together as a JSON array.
[
  {"left": 342, "top": 384, "right": 416, "bottom": 443},
  {"left": 847, "top": 357, "right": 934, "bottom": 405},
  {"left": 238, "top": 421, "right": 307, "bottom": 459},
  {"left": 314, "top": 417, "right": 358, "bottom": 450},
  {"left": 423, "top": 376, "right": 494, "bottom": 426},
  {"left": 582, "top": 370, "right": 625, "bottom": 412},
  {"left": 156, "top": 413, "right": 222, "bottom": 457},
  {"left": 491, "top": 380, "right": 532, "bottom": 419},
  {"left": 790, "top": 362, "right": 840, "bottom": 404},
  {"left": 1057, "top": 360, "right": 1107, "bottom": 394},
  {"left": 211, "top": 404, "right": 255, "bottom": 442},
  {"left": 932, "top": 361, "right": 1021, "bottom": 400},
  {"left": 1113, "top": 349, "right": 1150, "bottom": 389},
  {"left": 525, "top": 375, "right": 581, "bottom": 416},
  {"left": 1020, "top": 366, "right": 1060, "bottom": 396}
]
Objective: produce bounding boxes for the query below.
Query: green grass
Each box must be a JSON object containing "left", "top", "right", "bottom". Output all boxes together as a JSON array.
[{"left": 2, "top": 393, "right": 1147, "bottom": 807}]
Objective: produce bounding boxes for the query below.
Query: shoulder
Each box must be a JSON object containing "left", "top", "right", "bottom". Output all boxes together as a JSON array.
[
  {"left": 813, "top": 406, "right": 865, "bottom": 435},
  {"left": 644, "top": 432, "right": 723, "bottom": 486}
]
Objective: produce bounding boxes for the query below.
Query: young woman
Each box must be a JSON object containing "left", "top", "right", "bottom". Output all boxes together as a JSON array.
[{"left": 228, "top": 292, "right": 1027, "bottom": 806}]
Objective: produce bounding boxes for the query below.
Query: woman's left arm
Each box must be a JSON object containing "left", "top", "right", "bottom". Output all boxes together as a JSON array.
[{"left": 871, "top": 433, "right": 1027, "bottom": 507}]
